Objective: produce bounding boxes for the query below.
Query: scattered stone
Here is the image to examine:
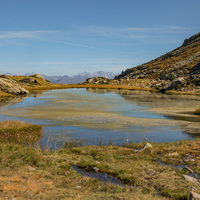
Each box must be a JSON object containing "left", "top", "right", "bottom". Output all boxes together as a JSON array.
[
  {"left": 183, "top": 175, "right": 199, "bottom": 185},
  {"left": 28, "top": 166, "right": 37, "bottom": 171},
  {"left": 184, "top": 158, "right": 195, "bottom": 162},
  {"left": 136, "top": 142, "right": 153, "bottom": 154},
  {"left": 189, "top": 191, "right": 200, "bottom": 200},
  {"left": 167, "top": 152, "right": 179, "bottom": 156},
  {"left": 92, "top": 167, "right": 99, "bottom": 172},
  {"left": 85, "top": 77, "right": 111, "bottom": 84},
  {"left": 76, "top": 185, "right": 82, "bottom": 189}
]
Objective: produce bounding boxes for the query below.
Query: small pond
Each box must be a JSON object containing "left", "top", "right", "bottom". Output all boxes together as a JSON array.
[{"left": 0, "top": 88, "right": 200, "bottom": 148}]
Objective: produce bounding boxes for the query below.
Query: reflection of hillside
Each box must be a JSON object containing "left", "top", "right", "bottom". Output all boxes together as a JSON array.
[
  {"left": 86, "top": 88, "right": 114, "bottom": 94},
  {"left": 116, "top": 90, "right": 200, "bottom": 108},
  {"left": 28, "top": 91, "right": 45, "bottom": 98},
  {"left": 116, "top": 90, "right": 200, "bottom": 137},
  {"left": 0, "top": 95, "right": 28, "bottom": 109}
]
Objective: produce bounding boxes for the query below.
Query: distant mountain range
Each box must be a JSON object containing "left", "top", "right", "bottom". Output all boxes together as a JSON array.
[
  {"left": 44, "top": 71, "right": 115, "bottom": 84},
  {"left": 5, "top": 71, "right": 115, "bottom": 84}
]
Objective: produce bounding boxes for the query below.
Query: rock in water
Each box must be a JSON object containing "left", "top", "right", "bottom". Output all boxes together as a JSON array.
[{"left": 0, "top": 78, "right": 29, "bottom": 95}]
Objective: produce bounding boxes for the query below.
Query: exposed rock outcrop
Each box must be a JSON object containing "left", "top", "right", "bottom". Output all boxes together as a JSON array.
[
  {"left": 0, "top": 78, "right": 29, "bottom": 95},
  {"left": 20, "top": 78, "right": 38, "bottom": 84},
  {"left": 85, "top": 77, "right": 111, "bottom": 84},
  {"left": 31, "top": 73, "right": 46, "bottom": 81},
  {"left": 161, "top": 77, "right": 185, "bottom": 92},
  {"left": 189, "top": 191, "right": 200, "bottom": 200}
]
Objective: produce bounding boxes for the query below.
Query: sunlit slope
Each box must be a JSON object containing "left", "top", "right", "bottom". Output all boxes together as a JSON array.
[{"left": 115, "top": 32, "right": 200, "bottom": 92}]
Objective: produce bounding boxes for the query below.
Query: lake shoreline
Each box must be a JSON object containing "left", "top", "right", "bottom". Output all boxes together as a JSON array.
[{"left": 1, "top": 88, "right": 199, "bottom": 146}]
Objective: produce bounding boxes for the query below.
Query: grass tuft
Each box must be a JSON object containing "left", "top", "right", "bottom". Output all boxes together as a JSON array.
[{"left": 0, "top": 120, "right": 42, "bottom": 144}]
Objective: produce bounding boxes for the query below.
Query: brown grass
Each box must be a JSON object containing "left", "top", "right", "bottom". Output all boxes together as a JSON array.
[
  {"left": 0, "top": 120, "right": 43, "bottom": 144},
  {"left": 0, "top": 139, "right": 200, "bottom": 199}
]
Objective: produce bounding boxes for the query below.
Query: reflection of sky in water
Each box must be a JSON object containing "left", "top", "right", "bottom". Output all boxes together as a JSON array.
[
  {"left": 1, "top": 97, "right": 48, "bottom": 109},
  {"left": 39, "top": 124, "right": 192, "bottom": 149},
  {"left": 0, "top": 88, "right": 196, "bottom": 148},
  {"left": 110, "top": 103, "right": 167, "bottom": 119}
]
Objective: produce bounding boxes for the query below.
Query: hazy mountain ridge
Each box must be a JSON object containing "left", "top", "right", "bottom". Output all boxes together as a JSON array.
[
  {"left": 4, "top": 71, "right": 115, "bottom": 84},
  {"left": 43, "top": 71, "right": 115, "bottom": 84}
]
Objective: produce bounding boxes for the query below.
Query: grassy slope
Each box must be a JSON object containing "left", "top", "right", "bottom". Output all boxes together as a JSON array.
[{"left": 0, "top": 139, "right": 200, "bottom": 199}]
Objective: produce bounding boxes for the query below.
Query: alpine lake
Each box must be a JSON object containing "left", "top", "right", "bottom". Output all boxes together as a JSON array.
[{"left": 0, "top": 88, "right": 200, "bottom": 149}]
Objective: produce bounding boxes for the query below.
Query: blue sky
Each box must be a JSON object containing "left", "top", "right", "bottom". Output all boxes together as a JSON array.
[{"left": 0, "top": 0, "right": 199, "bottom": 76}]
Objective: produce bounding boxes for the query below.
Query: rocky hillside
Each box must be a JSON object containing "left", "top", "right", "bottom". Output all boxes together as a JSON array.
[
  {"left": 114, "top": 32, "right": 200, "bottom": 92},
  {"left": 0, "top": 74, "right": 52, "bottom": 96}
]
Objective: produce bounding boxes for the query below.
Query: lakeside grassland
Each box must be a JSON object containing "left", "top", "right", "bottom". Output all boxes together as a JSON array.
[
  {"left": 0, "top": 120, "right": 200, "bottom": 199},
  {"left": 1, "top": 75, "right": 200, "bottom": 199}
]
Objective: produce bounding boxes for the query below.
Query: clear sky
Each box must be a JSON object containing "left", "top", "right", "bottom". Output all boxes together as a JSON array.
[{"left": 0, "top": 0, "right": 199, "bottom": 76}]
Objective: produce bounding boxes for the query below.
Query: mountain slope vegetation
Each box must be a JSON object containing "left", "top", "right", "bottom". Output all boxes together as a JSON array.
[{"left": 114, "top": 32, "right": 200, "bottom": 92}]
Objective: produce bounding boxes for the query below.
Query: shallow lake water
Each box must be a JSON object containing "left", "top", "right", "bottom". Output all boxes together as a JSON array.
[{"left": 0, "top": 88, "right": 200, "bottom": 148}]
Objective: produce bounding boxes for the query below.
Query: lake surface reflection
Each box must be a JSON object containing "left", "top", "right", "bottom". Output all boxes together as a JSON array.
[{"left": 0, "top": 88, "right": 200, "bottom": 148}]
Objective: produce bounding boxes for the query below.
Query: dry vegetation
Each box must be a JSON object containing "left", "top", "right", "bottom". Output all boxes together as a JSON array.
[
  {"left": 0, "top": 136, "right": 200, "bottom": 199},
  {"left": 0, "top": 120, "right": 42, "bottom": 144},
  {"left": 194, "top": 108, "right": 200, "bottom": 115}
]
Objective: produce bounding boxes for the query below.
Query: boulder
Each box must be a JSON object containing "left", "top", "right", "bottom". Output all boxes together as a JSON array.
[
  {"left": 20, "top": 78, "right": 38, "bottom": 84},
  {"left": 161, "top": 77, "right": 185, "bottom": 92},
  {"left": 159, "top": 74, "right": 169, "bottom": 81},
  {"left": 0, "top": 78, "right": 29, "bottom": 95},
  {"left": 28, "top": 166, "right": 37, "bottom": 171},
  {"left": 189, "top": 191, "right": 200, "bottom": 200},
  {"left": 0, "top": 74, "right": 7, "bottom": 78},
  {"left": 183, "top": 175, "right": 199, "bottom": 185},
  {"left": 31, "top": 73, "right": 46, "bottom": 81},
  {"left": 86, "top": 77, "right": 110, "bottom": 84}
]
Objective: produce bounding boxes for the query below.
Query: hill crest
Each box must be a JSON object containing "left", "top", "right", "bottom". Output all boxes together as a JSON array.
[{"left": 114, "top": 32, "right": 200, "bottom": 92}]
